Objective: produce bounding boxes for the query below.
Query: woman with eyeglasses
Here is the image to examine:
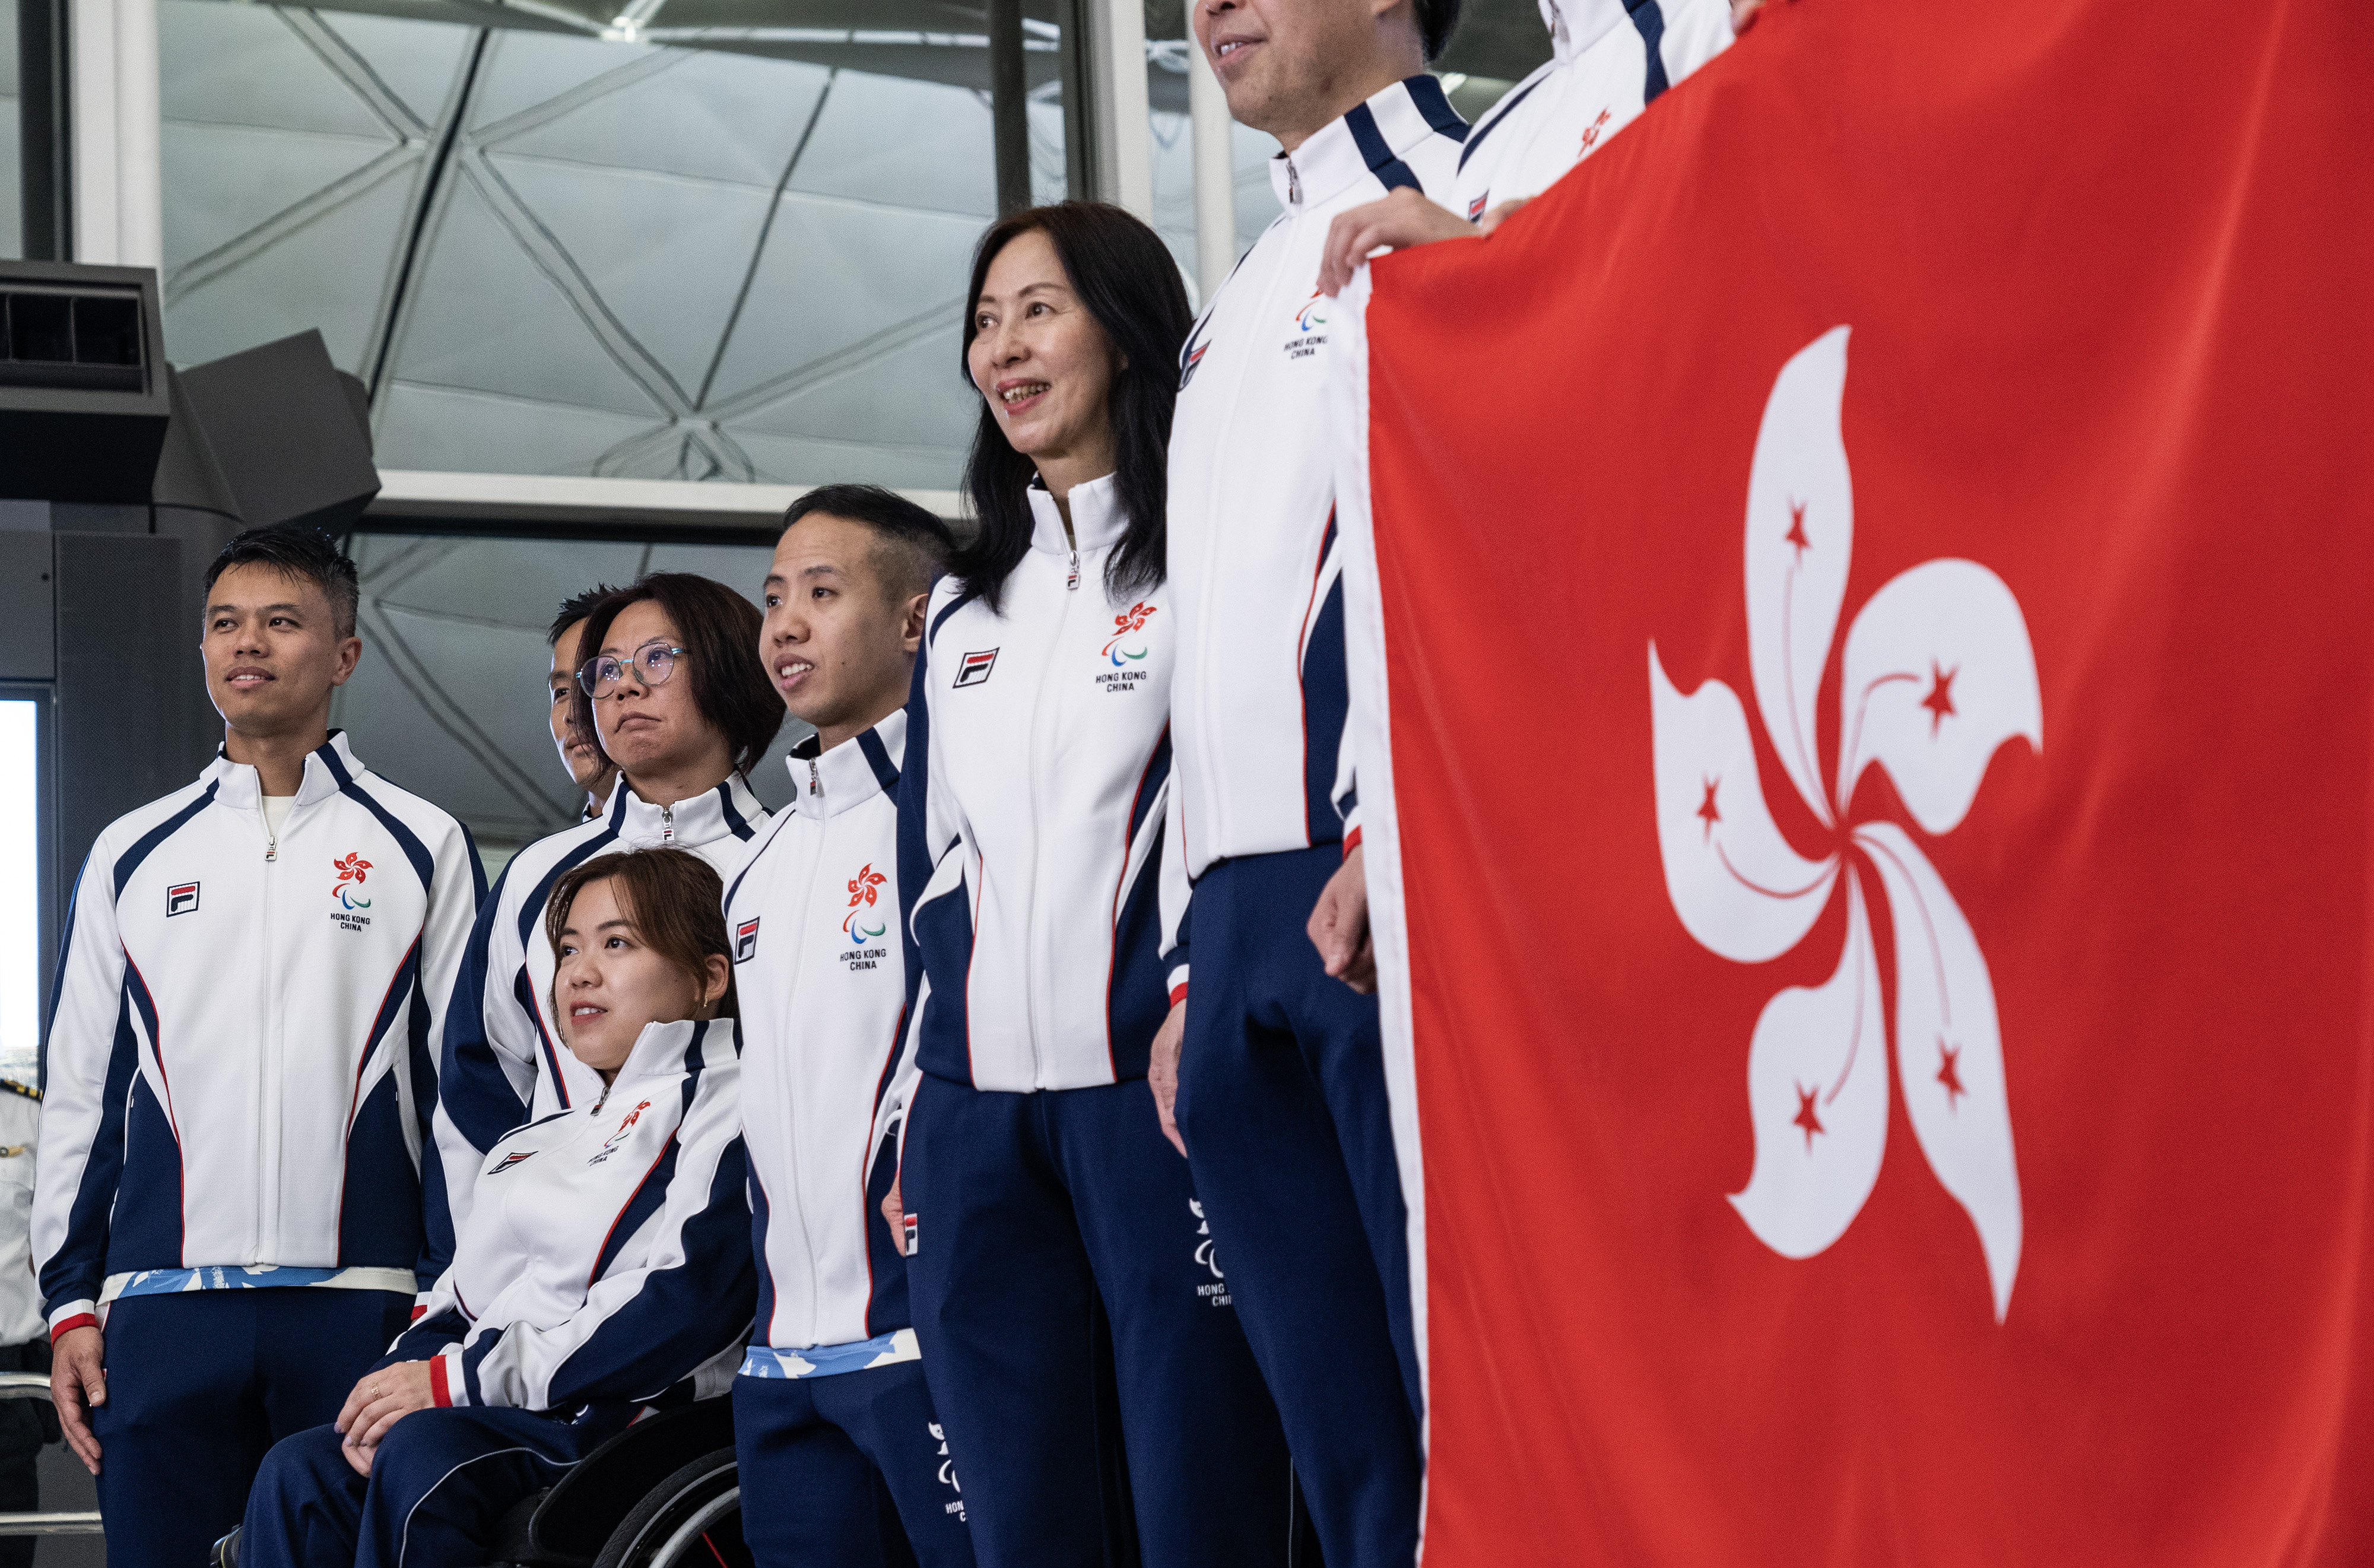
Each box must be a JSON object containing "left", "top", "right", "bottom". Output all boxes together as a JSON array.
[
  {"left": 890, "top": 202, "right": 1291, "bottom": 1567},
  {"left": 430, "top": 572, "right": 781, "bottom": 1270}
]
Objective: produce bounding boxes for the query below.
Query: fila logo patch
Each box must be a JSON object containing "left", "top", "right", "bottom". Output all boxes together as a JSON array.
[
  {"left": 734, "top": 917, "right": 760, "bottom": 964},
  {"left": 1467, "top": 193, "right": 1489, "bottom": 220},
  {"left": 903, "top": 1213, "right": 919, "bottom": 1256},
  {"left": 488, "top": 1150, "right": 536, "bottom": 1176},
  {"left": 954, "top": 649, "right": 999, "bottom": 688},
  {"left": 166, "top": 883, "right": 200, "bottom": 918}
]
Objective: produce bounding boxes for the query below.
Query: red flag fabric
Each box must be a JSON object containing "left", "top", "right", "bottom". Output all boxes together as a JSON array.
[{"left": 1332, "top": 0, "right": 2374, "bottom": 1561}]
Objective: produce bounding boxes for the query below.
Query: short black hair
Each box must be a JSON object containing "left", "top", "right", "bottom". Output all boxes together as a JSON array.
[
  {"left": 782, "top": 484, "right": 955, "bottom": 607},
  {"left": 568, "top": 573, "right": 784, "bottom": 779},
  {"left": 1415, "top": 0, "right": 1462, "bottom": 59},
  {"left": 550, "top": 584, "right": 624, "bottom": 646},
  {"left": 204, "top": 526, "right": 360, "bottom": 639}
]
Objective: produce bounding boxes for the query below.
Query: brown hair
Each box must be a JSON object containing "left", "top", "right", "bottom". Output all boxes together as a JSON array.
[
  {"left": 546, "top": 848, "right": 737, "bottom": 1021},
  {"left": 567, "top": 573, "right": 783, "bottom": 779}
]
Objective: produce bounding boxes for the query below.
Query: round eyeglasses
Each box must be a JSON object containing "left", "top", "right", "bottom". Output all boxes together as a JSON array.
[{"left": 577, "top": 642, "right": 687, "bottom": 696}]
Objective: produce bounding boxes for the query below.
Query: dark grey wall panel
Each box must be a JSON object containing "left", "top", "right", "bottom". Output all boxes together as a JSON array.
[
  {"left": 0, "top": 532, "right": 53, "bottom": 680},
  {"left": 53, "top": 533, "right": 194, "bottom": 898}
]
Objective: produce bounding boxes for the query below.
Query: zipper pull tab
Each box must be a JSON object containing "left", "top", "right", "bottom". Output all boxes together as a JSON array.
[
  {"left": 265, "top": 840, "right": 277, "bottom": 863},
  {"left": 808, "top": 760, "right": 821, "bottom": 798},
  {"left": 1287, "top": 157, "right": 1301, "bottom": 206},
  {"left": 1067, "top": 551, "right": 1080, "bottom": 591},
  {"left": 660, "top": 803, "right": 674, "bottom": 843}
]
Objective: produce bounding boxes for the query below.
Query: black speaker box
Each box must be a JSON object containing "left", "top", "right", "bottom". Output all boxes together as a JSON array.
[
  {"left": 170, "top": 328, "right": 379, "bottom": 533},
  {"left": 0, "top": 261, "right": 170, "bottom": 504}
]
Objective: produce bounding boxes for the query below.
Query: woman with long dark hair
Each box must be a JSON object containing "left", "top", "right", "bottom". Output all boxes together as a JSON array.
[{"left": 890, "top": 202, "right": 1290, "bottom": 1566}]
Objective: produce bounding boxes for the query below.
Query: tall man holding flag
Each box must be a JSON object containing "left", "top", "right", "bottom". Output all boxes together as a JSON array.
[{"left": 1148, "top": 1, "right": 1467, "bottom": 1563}]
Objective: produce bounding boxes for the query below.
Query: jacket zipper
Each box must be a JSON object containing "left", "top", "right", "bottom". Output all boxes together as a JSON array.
[
  {"left": 1023, "top": 556, "right": 1081, "bottom": 1088},
  {"left": 256, "top": 789, "right": 279, "bottom": 1265},
  {"left": 780, "top": 805, "right": 828, "bottom": 1343},
  {"left": 808, "top": 758, "right": 821, "bottom": 796}
]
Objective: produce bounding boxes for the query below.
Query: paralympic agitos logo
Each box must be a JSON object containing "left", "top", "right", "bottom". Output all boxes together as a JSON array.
[
  {"left": 1101, "top": 602, "right": 1157, "bottom": 666},
  {"left": 843, "top": 864, "right": 888, "bottom": 945},
  {"left": 332, "top": 853, "right": 373, "bottom": 909}
]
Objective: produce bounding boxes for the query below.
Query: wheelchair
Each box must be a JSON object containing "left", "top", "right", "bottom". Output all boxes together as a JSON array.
[{"left": 214, "top": 1395, "right": 747, "bottom": 1568}]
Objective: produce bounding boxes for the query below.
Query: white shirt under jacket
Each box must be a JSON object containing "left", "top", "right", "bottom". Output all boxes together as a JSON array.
[
  {"left": 1453, "top": 0, "right": 1733, "bottom": 216},
  {"left": 36, "top": 733, "right": 481, "bottom": 1337},
  {"left": 722, "top": 716, "right": 922, "bottom": 1367},
  {"left": 1166, "top": 75, "right": 1468, "bottom": 882},
  {"left": 388, "top": 1018, "right": 752, "bottom": 1413},
  {"left": 433, "top": 777, "right": 767, "bottom": 1268},
  {"left": 904, "top": 475, "right": 1189, "bottom": 1091}
]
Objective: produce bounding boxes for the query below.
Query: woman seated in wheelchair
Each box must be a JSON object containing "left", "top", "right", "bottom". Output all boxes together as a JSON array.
[{"left": 241, "top": 848, "right": 756, "bottom": 1568}]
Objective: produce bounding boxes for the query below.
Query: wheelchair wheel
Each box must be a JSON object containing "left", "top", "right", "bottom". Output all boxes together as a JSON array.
[{"left": 589, "top": 1446, "right": 748, "bottom": 1568}]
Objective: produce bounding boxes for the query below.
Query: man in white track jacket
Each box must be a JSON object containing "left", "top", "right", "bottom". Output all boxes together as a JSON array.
[
  {"left": 37, "top": 527, "right": 481, "bottom": 1564},
  {"left": 433, "top": 573, "right": 779, "bottom": 1267},
  {"left": 1313, "top": 0, "right": 1735, "bottom": 299},
  {"left": 725, "top": 486, "right": 972, "bottom": 1567},
  {"left": 1150, "top": 2, "right": 1468, "bottom": 1564}
]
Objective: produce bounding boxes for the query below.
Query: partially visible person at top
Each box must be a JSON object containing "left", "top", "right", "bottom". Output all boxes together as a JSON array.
[
  {"left": 723, "top": 484, "right": 975, "bottom": 1568},
  {"left": 37, "top": 525, "right": 482, "bottom": 1564},
  {"left": 240, "top": 848, "right": 754, "bottom": 1568},
  {"left": 547, "top": 585, "right": 624, "bottom": 820},
  {"left": 1313, "top": 0, "right": 1740, "bottom": 296},
  {"left": 1148, "top": 0, "right": 1469, "bottom": 1563},
  {"left": 888, "top": 201, "right": 1291, "bottom": 1568},
  {"left": 430, "top": 573, "right": 779, "bottom": 1272}
]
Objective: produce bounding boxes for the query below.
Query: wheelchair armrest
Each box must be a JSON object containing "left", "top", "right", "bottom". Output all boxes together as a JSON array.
[{"left": 527, "top": 1395, "right": 735, "bottom": 1564}]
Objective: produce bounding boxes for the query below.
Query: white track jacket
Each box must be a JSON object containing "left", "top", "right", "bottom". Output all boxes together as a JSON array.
[
  {"left": 723, "top": 717, "right": 921, "bottom": 1366},
  {"left": 1455, "top": 0, "right": 1733, "bottom": 216},
  {"left": 904, "top": 478, "right": 1186, "bottom": 1090},
  {"left": 433, "top": 777, "right": 766, "bottom": 1267},
  {"left": 1167, "top": 75, "right": 1468, "bottom": 882},
  {"left": 36, "top": 734, "right": 481, "bottom": 1337},
  {"left": 386, "top": 1018, "right": 752, "bottom": 1412}
]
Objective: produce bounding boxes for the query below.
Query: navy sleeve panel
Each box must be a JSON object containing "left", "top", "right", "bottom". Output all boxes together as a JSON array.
[
  {"left": 440, "top": 859, "right": 530, "bottom": 1156},
  {"left": 379, "top": 1306, "right": 468, "bottom": 1370},
  {"left": 544, "top": 1141, "right": 757, "bottom": 1409}
]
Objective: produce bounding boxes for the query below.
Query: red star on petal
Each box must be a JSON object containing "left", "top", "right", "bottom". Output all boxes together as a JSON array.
[
  {"left": 1936, "top": 1040, "right": 1965, "bottom": 1107},
  {"left": 1922, "top": 661, "right": 1958, "bottom": 735},
  {"left": 1793, "top": 1084, "right": 1824, "bottom": 1149},
  {"left": 1784, "top": 500, "right": 1810, "bottom": 556},
  {"left": 1696, "top": 777, "right": 1721, "bottom": 840}
]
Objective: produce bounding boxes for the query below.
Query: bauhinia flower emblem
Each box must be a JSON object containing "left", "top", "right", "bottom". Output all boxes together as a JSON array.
[
  {"left": 1648, "top": 328, "right": 2041, "bottom": 1321},
  {"left": 844, "top": 864, "right": 888, "bottom": 945}
]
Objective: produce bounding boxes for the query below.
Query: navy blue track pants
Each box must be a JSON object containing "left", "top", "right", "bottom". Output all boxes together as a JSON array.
[
  {"left": 91, "top": 1287, "right": 415, "bottom": 1566},
  {"left": 904, "top": 1074, "right": 1291, "bottom": 1568},
  {"left": 734, "top": 1360, "right": 973, "bottom": 1567},
  {"left": 1175, "top": 845, "right": 1425, "bottom": 1568},
  {"left": 240, "top": 1403, "right": 629, "bottom": 1568}
]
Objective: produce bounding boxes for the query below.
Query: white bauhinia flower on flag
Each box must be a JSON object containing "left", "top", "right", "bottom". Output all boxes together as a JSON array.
[{"left": 1648, "top": 327, "right": 2042, "bottom": 1321}]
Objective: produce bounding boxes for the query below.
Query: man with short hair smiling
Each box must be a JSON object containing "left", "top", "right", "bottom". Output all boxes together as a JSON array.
[
  {"left": 1150, "top": 1, "right": 1468, "bottom": 1563},
  {"left": 36, "top": 526, "right": 482, "bottom": 1564},
  {"left": 548, "top": 586, "right": 624, "bottom": 820},
  {"left": 722, "top": 485, "right": 974, "bottom": 1567}
]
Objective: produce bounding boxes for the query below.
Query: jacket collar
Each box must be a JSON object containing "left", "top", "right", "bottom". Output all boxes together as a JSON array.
[
  {"left": 598, "top": 1016, "right": 736, "bottom": 1102},
  {"left": 604, "top": 772, "right": 766, "bottom": 849},
  {"left": 1538, "top": 0, "right": 1633, "bottom": 62},
  {"left": 1027, "top": 472, "right": 1126, "bottom": 559},
  {"left": 1268, "top": 74, "right": 1467, "bottom": 212},
  {"left": 205, "top": 729, "right": 366, "bottom": 813},
  {"left": 786, "top": 709, "right": 906, "bottom": 823}
]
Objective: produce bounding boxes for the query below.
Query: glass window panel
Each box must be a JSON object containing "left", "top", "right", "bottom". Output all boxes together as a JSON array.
[{"left": 0, "top": 700, "right": 37, "bottom": 1085}]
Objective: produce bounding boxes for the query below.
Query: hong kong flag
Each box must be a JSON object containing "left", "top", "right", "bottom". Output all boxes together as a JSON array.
[{"left": 1328, "top": 0, "right": 2374, "bottom": 1561}]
